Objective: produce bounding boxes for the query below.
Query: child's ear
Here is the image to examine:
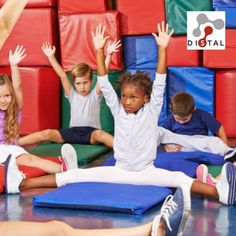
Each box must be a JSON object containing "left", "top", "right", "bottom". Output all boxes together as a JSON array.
[{"left": 144, "top": 95, "right": 149, "bottom": 103}]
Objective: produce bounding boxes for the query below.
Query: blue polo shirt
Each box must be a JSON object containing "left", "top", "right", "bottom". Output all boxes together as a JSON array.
[{"left": 162, "top": 108, "right": 221, "bottom": 135}]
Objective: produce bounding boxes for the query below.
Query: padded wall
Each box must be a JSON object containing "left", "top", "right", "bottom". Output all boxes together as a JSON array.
[
  {"left": 165, "top": 0, "right": 212, "bottom": 35},
  {"left": 167, "top": 36, "right": 200, "bottom": 66},
  {"left": 123, "top": 35, "right": 157, "bottom": 69},
  {"left": 58, "top": 0, "right": 108, "bottom": 13},
  {"left": 216, "top": 70, "right": 236, "bottom": 137},
  {"left": 213, "top": 0, "right": 236, "bottom": 7},
  {"left": 0, "top": 0, "right": 56, "bottom": 7},
  {"left": 117, "top": 0, "right": 165, "bottom": 35},
  {"left": 203, "top": 29, "right": 236, "bottom": 68},
  {"left": 0, "top": 8, "right": 58, "bottom": 66},
  {"left": 59, "top": 11, "right": 122, "bottom": 71},
  {"left": 0, "top": 67, "right": 61, "bottom": 134},
  {"left": 167, "top": 67, "right": 215, "bottom": 115}
]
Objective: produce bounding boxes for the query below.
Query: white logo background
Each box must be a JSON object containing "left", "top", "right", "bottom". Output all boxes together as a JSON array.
[{"left": 187, "top": 11, "right": 225, "bottom": 50}]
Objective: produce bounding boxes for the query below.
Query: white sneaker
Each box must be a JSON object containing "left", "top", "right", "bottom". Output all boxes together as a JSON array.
[
  {"left": 216, "top": 162, "right": 236, "bottom": 205},
  {"left": 60, "top": 144, "right": 78, "bottom": 171},
  {"left": 4, "top": 155, "right": 25, "bottom": 194}
]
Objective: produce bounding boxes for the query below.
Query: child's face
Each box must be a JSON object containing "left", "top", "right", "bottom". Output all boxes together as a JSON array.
[
  {"left": 121, "top": 83, "right": 148, "bottom": 114},
  {"left": 173, "top": 114, "right": 192, "bottom": 124},
  {"left": 74, "top": 74, "right": 92, "bottom": 96},
  {"left": 0, "top": 84, "right": 12, "bottom": 111}
]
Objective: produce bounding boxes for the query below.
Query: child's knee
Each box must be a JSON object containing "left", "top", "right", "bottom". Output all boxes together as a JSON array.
[
  {"left": 41, "top": 129, "right": 54, "bottom": 139},
  {"left": 92, "top": 130, "right": 105, "bottom": 141}
]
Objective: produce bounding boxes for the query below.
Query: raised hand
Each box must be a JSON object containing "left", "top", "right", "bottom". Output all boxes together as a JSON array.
[
  {"left": 9, "top": 45, "right": 26, "bottom": 66},
  {"left": 152, "top": 21, "right": 174, "bottom": 48},
  {"left": 41, "top": 42, "right": 56, "bottom": 58},
  {"left": 92, "top": 24, "right": 110, "bottom": 50},
  {"left": 107, "top": 39, "right": 121, "bottom": 55}
]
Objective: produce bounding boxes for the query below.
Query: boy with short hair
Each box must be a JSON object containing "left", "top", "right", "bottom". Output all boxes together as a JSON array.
[{"left": 18, "top": 40, "right": 121, "bottom": 148}]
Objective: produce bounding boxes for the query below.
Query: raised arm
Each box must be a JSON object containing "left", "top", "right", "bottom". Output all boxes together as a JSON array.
[
  {"left": 9, "top": 45, "right": 26, "bottom": 108},
  {"left": 152, "top": 21, "right": 174, "bottom": 74},
  {"left": 105, "top": 39, "right": 121, "bottom": 70},
  {"left": 41, "top": 42, "right": 71, "bottom": 96},
  {"left": 92, "top": 24, "right": 110, "bottom": 95},
  {"left": 0, "top": 0, "right": 28, "bottom": 50}
]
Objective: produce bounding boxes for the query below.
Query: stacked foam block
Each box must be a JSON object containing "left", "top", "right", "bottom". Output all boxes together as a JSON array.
[
  {"left": 164, "top": 0, "right": 236, "bottom": 137},
  {"left": 0, "top": 0, "right": 235, "bottom": 137},
  {"left": 0, "top": 0, "right": 60, "bottom": 134}
]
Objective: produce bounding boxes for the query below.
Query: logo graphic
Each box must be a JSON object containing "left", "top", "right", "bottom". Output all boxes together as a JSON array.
[{"left": 187, "top": 11, "right": 225, "bottom": 50}]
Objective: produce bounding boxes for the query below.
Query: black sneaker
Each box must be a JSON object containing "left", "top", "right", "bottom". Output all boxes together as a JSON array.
[{"left": 224, "top": 149, "right": 236, "bottom": 163}]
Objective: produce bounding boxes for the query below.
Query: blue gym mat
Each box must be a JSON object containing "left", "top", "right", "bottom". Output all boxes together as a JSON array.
[{"left": 32, "top": 182, "right": 173, "bottom": 215}]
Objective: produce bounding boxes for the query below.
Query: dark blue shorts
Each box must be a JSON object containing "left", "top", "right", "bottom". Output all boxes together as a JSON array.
[{"left": 59, "top": 126, "right": 97, "bottom": 144}]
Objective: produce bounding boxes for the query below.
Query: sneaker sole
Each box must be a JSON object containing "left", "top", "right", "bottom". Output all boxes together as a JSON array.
[
  {"left": 4, "top": 155, "right": 12, "bottom": 193},
  {"left": 224, "top": 149, "right": 236, "bottom": 163},
  {"left": 61, "top": 144, "right": 78, "bottom": 170},
  {"left": 226, "top": 163, "right": 236, "bottom": 205},
  {"left": 177, "top": 185, "right": 191, "bottom": 236},
  {"left": 196, "top": 164, "right": 208, "bottom": 183}
]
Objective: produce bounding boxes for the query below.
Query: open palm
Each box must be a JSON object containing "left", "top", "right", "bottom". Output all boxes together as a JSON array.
[
  {"left": 152, "top": 21, "right": 174, "bottom": 48},
  {"left": 9, "top": 45, "right": 26, "bottom": 65}
]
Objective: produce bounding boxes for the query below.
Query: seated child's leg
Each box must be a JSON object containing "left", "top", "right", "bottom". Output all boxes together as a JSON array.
[
  {"left": 90, "top": 129, "right": 114, "bottom": 148},
  {"left": 18, "top": 129, "right": 63, "bottom": 146},
  {"left": 16, "top": 154, "right": 61, "bottom": 173}
]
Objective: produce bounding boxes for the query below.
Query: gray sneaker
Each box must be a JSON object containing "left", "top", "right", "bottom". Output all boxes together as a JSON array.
[
  {"left": 60, "top": 144, "right": 78, "bottom": 171},
  {"left": 4, "top": 155, "right": 25, "bottom": 194},
  {"left": 216, "top": 162, "right": 236, "bottom": 205}
]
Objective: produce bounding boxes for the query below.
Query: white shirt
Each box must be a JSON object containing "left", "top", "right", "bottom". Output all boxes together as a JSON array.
[
  {"left": 67, "top": 88, "right": 102, "bottom": 129},
  {"left": 98, "top": 73, "right": 166, "bottom": 171}
]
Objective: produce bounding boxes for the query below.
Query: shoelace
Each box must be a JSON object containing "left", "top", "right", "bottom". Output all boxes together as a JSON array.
[{"left": 160, "top": 194, "right": 178, "bottom": 231}]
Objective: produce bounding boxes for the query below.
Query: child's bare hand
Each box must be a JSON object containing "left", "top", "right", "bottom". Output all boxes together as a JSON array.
[
  {"left": 41, "top": 42, "right": 56, "bottom": 58},
  {"left": 152, "top": 21, "right": 174, "bottom": 48},
  {"left": 9, "top": 45, "right": 26, "bottom": 66},
  {"left": 92, "top": 24, "right": 110, "bottom": 50},
  {"left": 107, "top": 39, "right": 121, "bottom": 55}
]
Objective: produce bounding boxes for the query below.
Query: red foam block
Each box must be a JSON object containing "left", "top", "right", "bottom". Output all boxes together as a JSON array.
[
  {"left": 0, "top": 67, "right": 61, "bottom": 135},
  {"left": 167, "top": 36, "right": 200, "bottom": 66},
  {"left": 0, "top": 0, "right": 56, "bottom": 7},
  {"left": 58, "top": 0, "right": 108, "bottom": 13},
  {"left": 216, "top": 70, "right": 236, "bottom": 137},
  {"left": 0, "top": 8, "right": 58, "bottom": 67},
  {"left": 59, "top": 11, "right": 122, "bottom": 71},
  {"left": 203, "top": 29, "right": 236, "bottom": 68},
  {"left": 117, "top": 0, "right": 165, "bottom": 35}
]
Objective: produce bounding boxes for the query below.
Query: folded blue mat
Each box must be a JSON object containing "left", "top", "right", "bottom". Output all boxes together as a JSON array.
[
  {"left": 32, "top": 182, "right": 173, "bottom": 215},
  {"left": 104, "top": 151, "right": 224, "bottom": 177}
]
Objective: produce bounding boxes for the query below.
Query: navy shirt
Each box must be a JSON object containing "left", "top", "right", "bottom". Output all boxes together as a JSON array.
[{"left": 162, "top": 108, "right": 221, "bottom": 135}]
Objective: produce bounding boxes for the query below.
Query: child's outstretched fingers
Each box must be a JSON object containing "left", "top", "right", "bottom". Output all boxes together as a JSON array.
[
  {"left": 107, "top": 39, "right": 121, "bottom": 55},
  {"left": 9, "top": 45, "right": 26, "bottom": 65},
  {"left": 41, "top": 42, "right": 56, "bottom": 57},
  {"left": 152, "top": 21, "right": 174, "bottom": 48},
  {"left": 92, "top": 24, "right": 110, "bottom": 50}
]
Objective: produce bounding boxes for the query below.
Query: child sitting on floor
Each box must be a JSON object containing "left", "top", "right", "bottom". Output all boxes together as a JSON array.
[
  {"left": 0, "top": 45, "right": 78, "bottom": 193},
  {"left": 18, "top": 39, "right": 121, "bottom": 148}
]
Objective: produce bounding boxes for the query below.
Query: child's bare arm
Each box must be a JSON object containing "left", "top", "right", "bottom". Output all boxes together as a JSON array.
[
  {"left": 9, "top": 45, "right": 26, "bottom": 108},
  {"left": 216, "top": 125, "right": 229, "bottom": 145},
  {"left": 41, "top": 42, "right": 71, "bottom": 96},
  {"left": 105, "top": 39, "right": 121, "bottom": 70},
  {"left": 152, "top": 21, "right": 174, "bottom": 74},
  {"left": 92, "top": 24, "right": 110, "bottom": 95},
  {"left": 0, "top": 0, "right": 28, "bottom": 50}
]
